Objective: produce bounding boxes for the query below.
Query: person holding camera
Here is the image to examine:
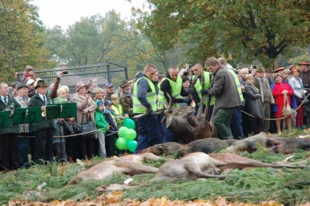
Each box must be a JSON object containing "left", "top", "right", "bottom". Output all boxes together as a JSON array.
[
  {"left": 49, "top": 71, "right": 65, "bottom": 99},
  {"left": 0, "top": 82, "right": 21, "bottom": 171}
]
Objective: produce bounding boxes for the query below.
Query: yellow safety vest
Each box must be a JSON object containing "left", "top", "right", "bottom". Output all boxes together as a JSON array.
[
  {"left": 133, "top": 77, "right": 157, "bottom": 114},
  {"left": 157, "top": 77, "right": 183, "bottom": 108},
  {"left": 227, "top": 68, "right": 244, "bottom": 102},
  {"left": 193, "top": 71, "right": 214, "bottom": 105}
]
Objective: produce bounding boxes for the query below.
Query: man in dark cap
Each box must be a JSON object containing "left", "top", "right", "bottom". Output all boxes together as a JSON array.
[
  {"left": 0, "top": 82, "right": 21, "bottom": 171},
  {"left": 119, "top": 80, "right": 133, "bottom": 115},
  {"left": 15, "top": 83, "right": 38, "bottom": 167},
  {"left": 104, "top": 83, "right": 114, "bottom": 101},
  {"left": 254, "top": 67, "right": 275, "bottom": 134},
  {"left": 28, "top": 79, "right": 55, "bottom": 163}
]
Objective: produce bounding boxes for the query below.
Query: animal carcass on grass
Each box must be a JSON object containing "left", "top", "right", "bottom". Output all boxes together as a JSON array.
[{"left": 162, "top": 93, "right": 214, "bottom": 144}]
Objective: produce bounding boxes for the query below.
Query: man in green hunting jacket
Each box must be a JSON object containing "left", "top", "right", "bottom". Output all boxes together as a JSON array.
[
  {"left": 0, "top": 82, "right": 21, "bottom": 170},
  {"left": 28, "top": 79, "right": 55, "bottom": 163}
]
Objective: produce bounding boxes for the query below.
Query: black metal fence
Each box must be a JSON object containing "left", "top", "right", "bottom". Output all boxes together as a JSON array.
[{"left": 16, "top": 62, "right": 128, "bottom": 93}]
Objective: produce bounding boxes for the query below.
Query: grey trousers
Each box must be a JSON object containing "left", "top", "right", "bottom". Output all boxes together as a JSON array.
[{"left": 262, "top": 102, "right": 271, "bottom": 132}]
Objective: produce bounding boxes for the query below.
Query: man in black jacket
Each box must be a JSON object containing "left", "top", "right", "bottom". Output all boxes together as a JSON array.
[
  {"left": 28, "top": 79, "right": 55, "bottom": 163},
  {"left": 158, "top": 65, "right": 190, "bottom": 142},
  {"left": 0, "top": 82, "right": 21, "bottom": 171}
]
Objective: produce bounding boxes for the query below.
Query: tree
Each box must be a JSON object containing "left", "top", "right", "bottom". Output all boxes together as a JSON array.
[
  {"left": 0, "top": 0, "right": 53, "bottom": 82},
  {"left": 134, "top": 0, "right": 310, "bottom": 69},
  {"left": 44, "top": 25, "right": 68, "bottom": 63}
]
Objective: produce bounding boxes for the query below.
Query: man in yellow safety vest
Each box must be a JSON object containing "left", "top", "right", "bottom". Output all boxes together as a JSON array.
[
  {"left": 133, "top": 64, "right": 162, "bottom": 153},
  {"left": 157, "top": 65, "right": 190, "bottom": 142}
]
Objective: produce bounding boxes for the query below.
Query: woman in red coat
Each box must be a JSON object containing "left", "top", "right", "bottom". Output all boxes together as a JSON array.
[{"left": 272, "top": 73, "right": 294, "bottom": 134}]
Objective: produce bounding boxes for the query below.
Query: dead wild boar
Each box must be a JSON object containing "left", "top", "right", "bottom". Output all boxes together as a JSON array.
[
  {"left": 224, "top": 132, "right": 269, "bottom": 153},
  {"left": 266, "top": 137, "right": 310, "bottom": 154},
  {"left": 140, "top": 142, "right": 183, "bottom": 156},
  {"left": 177, "top": 138, "right": 237, "bottom": 157}
]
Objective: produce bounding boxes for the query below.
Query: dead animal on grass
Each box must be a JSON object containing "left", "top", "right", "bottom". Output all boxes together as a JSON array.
[
  {"left": 68, "top": 153, "right": 161, "bottom": 184},
  {"left": 225, "top": 132, "right": 269, "bottom": 153},
  {"left": 152, "top": 152, "right": 227, "bottom": 182},
  {"left": 209, "top": 153, "right": 307, "bottom": 169},
  {"left": 140, "top": 142, "right": 183, "bottom": 156},
  {"left": 141, "top": 137, "right": 236, "bottom": 157},
  {"left": 152, "top": 152, "right": 307, "bottom": 182}
]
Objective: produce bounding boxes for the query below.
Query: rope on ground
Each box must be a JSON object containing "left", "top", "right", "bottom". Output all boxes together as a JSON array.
[{"left": 242, "top": 92, "right": 310, "bottom": 121}]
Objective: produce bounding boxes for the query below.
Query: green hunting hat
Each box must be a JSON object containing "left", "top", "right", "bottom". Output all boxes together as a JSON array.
[{"left": 256, "top": 67, "right": 265, "bottom": 72}]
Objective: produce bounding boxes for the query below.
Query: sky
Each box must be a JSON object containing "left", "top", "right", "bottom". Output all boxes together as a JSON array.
[{"left": 32, "top": 0, "right": 147, "bottom": 30}]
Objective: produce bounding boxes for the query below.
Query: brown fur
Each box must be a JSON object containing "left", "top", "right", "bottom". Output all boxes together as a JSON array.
[
  {"left": 152, "top": 152, "right": 306, "bottom": 182},
  {"left": 68, "top": 153, "right": 160, "bottom": 184},
  {"left": 225, "top": 132, "right": 269, "bottom": 153},
  {"left": 140, "top": 142, "right": 184, "bottom": 156},
  {"left": 209, "top": 153, "right": 305, "bottom": 169},
  {"left": 152, "top": 152, "right": 226, "bottom": 182}
]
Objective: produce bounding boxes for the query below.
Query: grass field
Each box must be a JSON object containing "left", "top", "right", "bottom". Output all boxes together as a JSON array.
[{"left": 1, "top": 129, "right": 310, "bottom": 205}]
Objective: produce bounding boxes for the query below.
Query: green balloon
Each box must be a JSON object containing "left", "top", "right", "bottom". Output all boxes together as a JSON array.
[
  {"left": 124, "top": 129, "right": 137, "bottom": 140},
  {"left": 123, "top": 118, "right": 136, "bottom": 129},
  {"left": 119, "top": 126, "right": 128, "bottom": 137},
  {"left": 116, "top": 137, "right": 127, "bottom": 150},
  {"left": 126, "top": 140, "right": 138, "bottom": 152}
]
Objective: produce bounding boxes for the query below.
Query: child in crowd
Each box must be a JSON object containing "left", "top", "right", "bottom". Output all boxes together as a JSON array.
[
  {"left": 53, "top": 87, "right": 74, "bottom": 162},
  {"left": 104, "top": 100, "right": 119, "bottom": 157},
  {"left": 95, "top": 100, "right": 109, "bottom": 158},
  {"left": 110, "top": 94, "right": 124, "bottom": 127}
]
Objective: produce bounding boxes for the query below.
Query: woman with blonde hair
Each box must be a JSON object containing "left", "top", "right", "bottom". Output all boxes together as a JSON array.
[
  {"left": 243, "top": 74, "right": 264, "bottom": 135},
  {"left": 71, "top": 81, "right": 97, "bottom": 160}
]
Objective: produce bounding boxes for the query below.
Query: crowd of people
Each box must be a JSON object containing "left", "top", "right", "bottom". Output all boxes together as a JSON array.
[{"left": 0, "top": 59, "right": 309, "bottom": 171}]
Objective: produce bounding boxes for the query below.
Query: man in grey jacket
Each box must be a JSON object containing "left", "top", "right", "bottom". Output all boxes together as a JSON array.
[
  {"left": 205, "top": 57, "right": 242, "bottom": 139},
  {"left": 254, "top": 67, "right": 275, "bottom": 133}
]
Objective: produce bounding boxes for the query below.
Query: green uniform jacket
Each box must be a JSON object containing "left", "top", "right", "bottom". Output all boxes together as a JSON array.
[
  {"left": 28, "top": 93, "right": 55, "bottom": 131},
  {"left": 0, "top": 96, "right": 20, "bottom": 135},
  {"left": 95, "top": 111, "right": 109, "bottom": 132}
]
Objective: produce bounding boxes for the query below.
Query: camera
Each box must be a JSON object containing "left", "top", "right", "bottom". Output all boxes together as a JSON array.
[
  {"left": 88, "top": 91, "right": 91, "bottom": 94},
  {"left": 63, "top": 71, "right": 68, "bottom": 74}
]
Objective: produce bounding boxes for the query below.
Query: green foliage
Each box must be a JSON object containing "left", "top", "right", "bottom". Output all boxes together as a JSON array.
[
  {"left": 0, "top": 0, "right": 55, "bottom": 83},
  {"left": 135, "top": 0, "right": 310, "bottom": 69}
]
